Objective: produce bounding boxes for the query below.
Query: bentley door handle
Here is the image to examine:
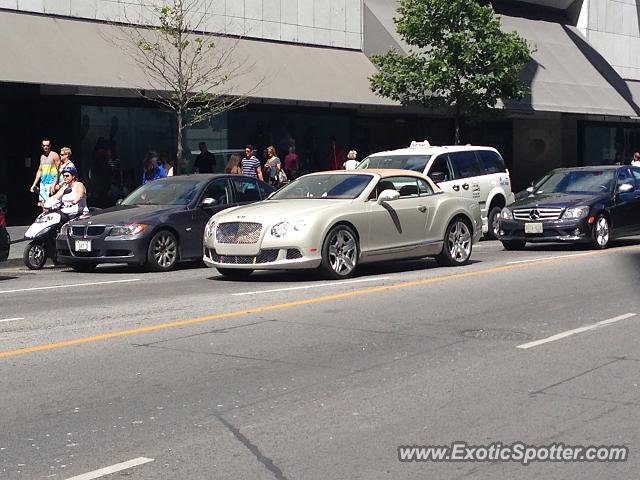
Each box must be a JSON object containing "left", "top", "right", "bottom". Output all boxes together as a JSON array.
[
  {"left": 452, "top": 185, "right": 460, "bottom": 191},
  {"left": 417, "top": 205, "right": 427, "bottom": 213},
  {"left": 462, "top": 183, "right": 470, "bottom": 190}
]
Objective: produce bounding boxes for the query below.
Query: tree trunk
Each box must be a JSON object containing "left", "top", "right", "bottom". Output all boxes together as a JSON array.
[
  {"left": 176, "top": 110, "right": 184, "bottom": 175},
  {"left": 454, "top": 103, "right": 461, "bottom": 145}
]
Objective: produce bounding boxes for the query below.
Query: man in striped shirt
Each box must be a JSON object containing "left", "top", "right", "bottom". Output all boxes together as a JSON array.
[{"left": 241, "top": 145, "right": 264, "bottom": 181}]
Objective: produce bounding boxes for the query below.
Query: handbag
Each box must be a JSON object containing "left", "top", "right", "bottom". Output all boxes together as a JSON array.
[{"left": 278, "top": 169, "right": 288, "bottom": 183}]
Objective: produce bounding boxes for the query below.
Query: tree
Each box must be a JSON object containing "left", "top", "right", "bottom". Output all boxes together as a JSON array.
[
  {"left": 113, "top": 0, "right": 259, "bottom": 173},
  {"left": 369, "top": 0, "right": 531, "bottom": 144}
]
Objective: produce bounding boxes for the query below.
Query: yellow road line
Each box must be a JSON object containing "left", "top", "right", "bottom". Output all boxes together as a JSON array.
[{"left": 0, "top": 246, "right": 635, "bottom": 359}]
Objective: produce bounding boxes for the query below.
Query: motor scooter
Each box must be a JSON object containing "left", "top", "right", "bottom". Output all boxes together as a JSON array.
[{"left": 23, "top": 189, "right": 89, "bottom": 270}]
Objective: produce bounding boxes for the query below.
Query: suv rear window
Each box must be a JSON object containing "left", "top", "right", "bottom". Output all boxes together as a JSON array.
[
  {"left": 478, "top": 150, "right": 506, "bottom": 174},
  {"left": 358, "top": 155, "right": 431, "bottom": 172}
]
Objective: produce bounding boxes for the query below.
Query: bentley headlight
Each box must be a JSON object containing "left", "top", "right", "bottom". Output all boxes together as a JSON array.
[
  {"left": 205, "top": 220, "right": 216, "bottom": 239},
  {"left": 562, "top": 206, "right": 589, "bottom": 220},
  {"left": 500, "top": 207, "right": 513, "bottom": 219},
  {"left": 270, "top": 220, "right": 308, "bottom": 238}
]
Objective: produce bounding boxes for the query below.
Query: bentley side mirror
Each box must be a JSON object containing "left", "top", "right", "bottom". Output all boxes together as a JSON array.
[
  {"left": 377, "top": 189, "right": 400, "bottom": 204},
  {"left": 618, "top": 183, "right": 634, "bottom": 193},
  {"left": 430, "top": 172, "right": 446, "bottom": 183},
  {"left": 201, "top": 197, "right": 217, "bottom": 207}
]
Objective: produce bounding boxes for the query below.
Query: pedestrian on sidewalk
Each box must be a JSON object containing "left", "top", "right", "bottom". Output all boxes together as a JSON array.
[
  {"left": 241, "top": 145, "right": 264, "bottom": 180},
  {"left": 30, "top": 138, "right": 61, "bottom": 207},
  {"left": 52, "top": 147, "right": 76, "bottom": 193}
]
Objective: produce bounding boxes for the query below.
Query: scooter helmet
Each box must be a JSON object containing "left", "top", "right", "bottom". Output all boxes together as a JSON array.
[{"left": 61, "top": 166, "right": 78, "bottom": 177}]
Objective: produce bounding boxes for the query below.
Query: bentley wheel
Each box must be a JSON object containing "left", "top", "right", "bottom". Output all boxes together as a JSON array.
[
  {"left": 217, "top": 268, "right": 254, "bottom": 280},
  {"left": 23, "top": 241, "right": 47, "bottom": 270},
  {"left": 147, "top": 230, "right": 178, "bottom": 272},
  {"left": 591, "top": 215, "right": 610, "bottom": 249},
  {"left": 320, "top": 225, "right": 359, "bottom": 279},
  {"left": 485, "top": 206, "right": 502, "bottom": 240},
  {"left": 501, "top": 240, "right": 526, "bottom": 251},
  {"left": 436, "top": 218, "right": 473, "bottom": 267}
]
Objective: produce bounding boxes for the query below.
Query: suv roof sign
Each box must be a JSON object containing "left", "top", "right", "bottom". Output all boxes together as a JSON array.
[{"left": 409, "top": 140, "right": 431, "bottom": 148}]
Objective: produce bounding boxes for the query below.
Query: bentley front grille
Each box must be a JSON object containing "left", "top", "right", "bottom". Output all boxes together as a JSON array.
[
  {"left": 210, "top": 249, "right": 279, "bottom": 264},
  {"left": 513, "top": 208, "right": 563, "bottom": 221},
  {"left": 215, "top": 222, "right": 262, "bottom": 244}
]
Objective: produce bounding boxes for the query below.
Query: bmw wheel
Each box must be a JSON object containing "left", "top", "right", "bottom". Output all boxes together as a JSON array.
[
  {"left": 320, "top": 225, "right": 359, "bottom": 279},
  {"left": 591, "top": 214, "right": 610, "bottom": 249},
  {"left": 23, "top": 241, "right": 47, "bottom": 270},
  {"left": 436, "top": 218, "right": 473, "bottom": 267},
  {"left": 147, "top": 230, "right": 179, "bottom": 272}
]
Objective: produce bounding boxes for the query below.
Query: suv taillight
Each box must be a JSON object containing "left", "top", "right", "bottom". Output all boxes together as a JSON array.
[{"left": 0, "top": 210, "right": 6, "bottom": 226}]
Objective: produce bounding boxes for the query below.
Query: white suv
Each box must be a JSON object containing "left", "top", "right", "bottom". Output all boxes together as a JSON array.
[{"left": 357, "top": 141, "right": 515, "bottom": 238}]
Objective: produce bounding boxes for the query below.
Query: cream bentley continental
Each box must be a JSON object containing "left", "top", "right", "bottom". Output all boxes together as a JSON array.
[{"left": 203, "top": 170, "right": 482, "bottom": 279}]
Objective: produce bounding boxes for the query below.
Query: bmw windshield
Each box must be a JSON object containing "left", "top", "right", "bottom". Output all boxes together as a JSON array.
[
  {"left": 270, "top": 174, "right": 373, "bottom": 200},
  {"left": 534, "top": 170, "right": 616, "bottom": 195},
  {"left": 122, "top": 178, "right": 206, "bottom": 206},
  {"left": 357, "top": 154, "right": 431, "bottom": 172}
]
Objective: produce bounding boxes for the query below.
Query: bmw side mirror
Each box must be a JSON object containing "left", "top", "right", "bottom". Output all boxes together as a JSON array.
[
  {"left": 618, "top": 183, "right": 634, "bottom": 193},
  {"left": 526, "top": 186, "right": 534, "bottom": 193},
  {"left": 430, "top": 172, "right": 445, "bottom": 183},
  {"left": 201, "top": 197, "right": 217, "bottom": 207},
  {"left": 116, "top": 199, "right": 123, "bottom": 205},
  {"left": 377, "top": 189, "right": 400, "bottom": 204}
]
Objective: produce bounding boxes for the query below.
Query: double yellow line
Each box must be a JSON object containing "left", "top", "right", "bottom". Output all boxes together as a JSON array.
[{"left": 0, "top": 247, "right": 631, "bottom": 359}]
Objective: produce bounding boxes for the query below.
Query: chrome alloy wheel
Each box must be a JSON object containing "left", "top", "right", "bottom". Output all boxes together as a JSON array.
[
  {"left": 327, "top": 228, "right": 358, "bottom": 275},
  {"left": 447, "top": 220, "right": 472, "bottom": 263},
  {"left": 594, "top": 216, "right": 610, "bottom": 248},
  {"left": 153, "top": 232, "right": 177, "bottom": 268}
]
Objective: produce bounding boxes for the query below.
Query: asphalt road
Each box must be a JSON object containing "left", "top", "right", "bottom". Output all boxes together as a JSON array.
[{"left": 1, "top": 239, "right": 640, "bottom": 479}]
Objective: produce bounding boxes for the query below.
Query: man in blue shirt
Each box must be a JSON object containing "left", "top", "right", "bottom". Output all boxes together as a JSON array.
[{"left": 241, "top": 145, "right": 264, "bottom": 181}]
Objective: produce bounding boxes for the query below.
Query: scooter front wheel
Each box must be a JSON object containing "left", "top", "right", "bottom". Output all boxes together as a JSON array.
[{"left": 23, "top": 241, "right": 47, "bottom": 270}]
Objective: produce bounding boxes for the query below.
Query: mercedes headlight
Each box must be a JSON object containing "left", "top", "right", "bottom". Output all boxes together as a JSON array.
[
  {"left": 108, "top": 223, "right": 148, "bottom": 236},
  {"left": 561, "top": 206, "right": 589, "bottom": 220},
  {"left": 270, "top": 220, "right": 309, "bottom": 238},
  {"left": 500, "top": 207, "right": 513, "bottom": 220}
]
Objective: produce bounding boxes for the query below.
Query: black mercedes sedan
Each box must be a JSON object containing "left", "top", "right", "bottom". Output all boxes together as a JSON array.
[
  {"left": 497, "top": 166, "right": 640, "bottom": 250},
  {"left": 57, "top": 174, "right": 275, "bottom": 271}
]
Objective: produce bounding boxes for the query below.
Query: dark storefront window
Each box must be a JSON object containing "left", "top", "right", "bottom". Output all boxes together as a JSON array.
[
  {"left": 228, "top": 108, "right": 351, "bottom": 174},
  {"left": 79, "top": 105, "right": 176, "bottom": 207},
  {"left": 581, "top": 123, "right": 640, "bottom": 166}
]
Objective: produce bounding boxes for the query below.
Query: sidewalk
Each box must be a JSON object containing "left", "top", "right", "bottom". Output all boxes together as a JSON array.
[{"left": 3, "top": 226, "right": 30, "bottom": 268}]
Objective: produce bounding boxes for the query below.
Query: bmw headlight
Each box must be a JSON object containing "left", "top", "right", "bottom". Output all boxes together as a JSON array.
[
  {"left": 562, "top": 206, "right": 589, "bottom": 220},
  {"left": 205, "top": 220, "right": 216, "bottom": 239},
  {"left": 108, "top": 223, "right": 148, "bottom": 236},
  {"left": 270, "top": 220, "right": 309, "bottom": 238},
  {"left": 500, "top": 207, "right": 513, "bottom": 219}
]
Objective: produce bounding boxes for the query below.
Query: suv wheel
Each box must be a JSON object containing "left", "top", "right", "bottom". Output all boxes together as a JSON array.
[{"left": 485, "top": 206, "right": 502, "bottom": 240}]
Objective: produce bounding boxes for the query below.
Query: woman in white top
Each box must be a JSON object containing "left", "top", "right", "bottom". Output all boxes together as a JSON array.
[
  {"left": 343, "top": 150, "right": 360, "bottom": 170},
  {"left": 50, "top": 166, "right": 87, "bottom": 217}
]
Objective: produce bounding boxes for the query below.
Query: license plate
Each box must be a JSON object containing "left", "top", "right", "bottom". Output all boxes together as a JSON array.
[
  {"left": 75, "top": 240, "right": 92, "bottom": 252},
  {"left": 524, "top": 222, "right": 543, "bottom": 234}
]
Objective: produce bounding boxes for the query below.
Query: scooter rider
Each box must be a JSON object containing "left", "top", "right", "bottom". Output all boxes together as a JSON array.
[{"left": 49, "top": 167, "right": 87, "bottom": 220}]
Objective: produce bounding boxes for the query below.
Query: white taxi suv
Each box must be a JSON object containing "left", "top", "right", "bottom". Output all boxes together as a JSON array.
[{"left": 357, "top": 141, "right": 515, "bottom": 239}]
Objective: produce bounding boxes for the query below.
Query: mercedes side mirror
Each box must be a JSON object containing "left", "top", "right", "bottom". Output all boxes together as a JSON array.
[
  {"left": 377, "top": 189, "right": 400, "bottom": 204},
  {"left": 618, "top": 183, "right": 634, "bottom": 193},
  {"left": 430, "top": 172, "right": 445, "bottom": 183},
  {"left": 201, "top": 197, "right": 217, "bottom": 207}
]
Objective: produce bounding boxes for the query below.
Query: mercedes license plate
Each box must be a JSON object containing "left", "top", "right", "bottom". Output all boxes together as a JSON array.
[
  {"left": 524, "top": 222, "right": 543, "bottom": 234},
  {"left": 75, "top": 240, "right": 92, "bottom": 252}
]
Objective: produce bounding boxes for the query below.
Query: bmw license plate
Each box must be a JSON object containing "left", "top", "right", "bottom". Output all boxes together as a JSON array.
[
  {"left": 75, "top": 240, "right": 92, "bottom": 252},
  {"left": 524, "top": 223, "right": 543, "bottom": 234}
]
